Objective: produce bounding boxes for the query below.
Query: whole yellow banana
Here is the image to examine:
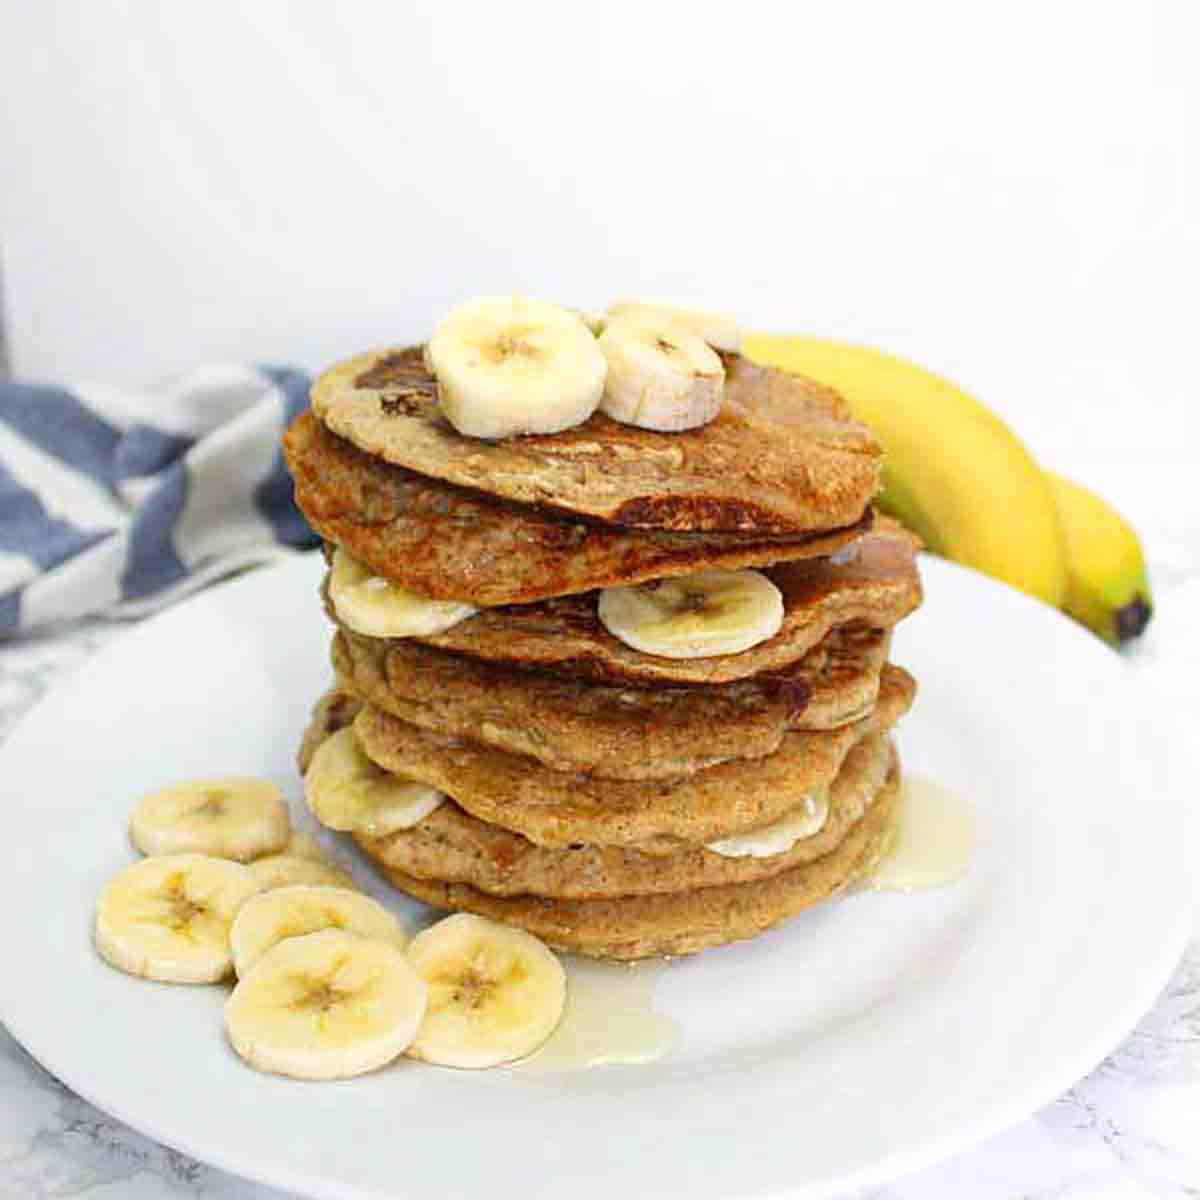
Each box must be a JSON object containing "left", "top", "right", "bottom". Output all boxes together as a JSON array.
[
  {"left": 744, "top": 334, "right": 1067, "bottom": 606},
  {"left": 1043, "top": 471, "right": 1152, "bottom": 645}
]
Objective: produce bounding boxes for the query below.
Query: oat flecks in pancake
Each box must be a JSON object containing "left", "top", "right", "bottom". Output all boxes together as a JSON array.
[
  {"left": 284, "top": 412, "right": 872, "bottom": 606},
  {"left": 332, "top": 624, "right": 890, "bottom": 780},
  {"left": 377, "top": 768, "right": 899, "bottom": 960},
  {"left": 357, "top": 733, "right": 894, "bottom": 900},
  {"left": 418, "top": 520, "right": 921, "bottom": 686},
  {"left": 309, "top": 346, "right": 882, "bottom": 534},
  {"left": 352, "top": 665, "right": 915, "bottom": 853}
]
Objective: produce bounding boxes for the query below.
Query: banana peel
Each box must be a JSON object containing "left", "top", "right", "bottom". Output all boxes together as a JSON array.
[
  {"left": 744, "top": 334, "right": 1152, "bottom": 645},
  {"left": 1043, "top": 471, "right": 1152, "bottom": 646}
]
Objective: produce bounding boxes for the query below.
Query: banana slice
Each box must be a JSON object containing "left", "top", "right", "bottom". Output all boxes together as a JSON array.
[
  {"left": 224, "top": 928, "right": 427, "bottom": 1080},
  {"left": 128, "top": 777, "right": 290, "bottom": 862},
  {"left": 305, "top": 725, "right": 444, "bottom": 837},
  {"left": 248, "top": 854, "right": 356, "bottom": 893},
  {"left": 230, "top": 885, "right": 407, "bottom": 977},
  {"left": 706, "top": 787, "right": 831, "bottom": 858},
  {"left": 405, "top": 913, "right": 565, "bottom": 1068},
  {"left": 94, "top": 854, "right": 259, "bottom": 983},
  {"left": 573, "top": 309, "right": 606, "bottom": 336},
  {"left": 282, "top": 831, "right": 326, "bottom": 861},
  {"left": 426, "top": 296, "right": 607, "bottom": 439},
  {"left": 329, "top": 547, "right": 477, "bottom": 639},
  {"left": 597, "top": 315, "right": 724, "bottom": 432},
  {"left": 607, "top": 300, "right": 742, "bottom": 353},
  {"left": 598, "top": 569, "right": 784, "bottom": 659}
]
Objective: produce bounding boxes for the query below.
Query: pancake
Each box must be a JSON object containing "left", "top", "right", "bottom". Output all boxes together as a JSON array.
[
  {"left": 310, "top": 346, "right": 881, "bottom": 534},
  {"left": 285, "top": 413, "right": 871, "bottom": 606},
  {"left": 332, "top": 623, "right": 890, "bottom": 780},
  {"left": 353, "top": 664, "right": 915, "bottom": 853},
  {"left": 418, "top": 520, "right": 921, "bottom": 686},
  {"left": 297, "top": 689, "right": 361, "bottom": 774},
  {"left": 357, "top": 734, "right": 894, "bottom": 900},
  {"left": 376, "top": 768, "right": 899, "bottom": 960}
]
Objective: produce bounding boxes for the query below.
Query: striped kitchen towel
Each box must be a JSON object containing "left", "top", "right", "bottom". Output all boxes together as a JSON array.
[{"left": 0, "top": 364, "right": 318, "bottom": 636}]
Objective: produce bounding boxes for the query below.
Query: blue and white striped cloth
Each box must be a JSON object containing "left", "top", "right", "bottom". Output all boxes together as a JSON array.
[{"left": 0, "top": 365, "right": 318, "bottom": 636}]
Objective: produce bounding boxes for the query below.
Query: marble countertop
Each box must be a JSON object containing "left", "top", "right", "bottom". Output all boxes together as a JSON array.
[{"left": 3, "top": 488, "right": 1198, "bottom": 1200}]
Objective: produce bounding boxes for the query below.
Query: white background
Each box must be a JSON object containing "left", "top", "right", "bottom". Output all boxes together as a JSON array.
[{"left": 0, "top": 1, "right": 1195, "bottom": 483}]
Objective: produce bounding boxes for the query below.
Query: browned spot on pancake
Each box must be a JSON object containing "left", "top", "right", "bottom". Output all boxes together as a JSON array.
[
  {"left": 379, "top": 391, "right": 425, "bottom": 417},
  {"left": 612, "top": 494, "right": 794, "bottom": 533},
  {"left": 354, "top": 348, "right": 434, "bottom": 392}
]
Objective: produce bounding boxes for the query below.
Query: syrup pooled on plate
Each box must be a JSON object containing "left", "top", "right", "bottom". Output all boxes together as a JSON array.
[
  {"left": 521, "top": 958, "right": 677, "bottom": 1070},
  {"left": 864, "top": 774, "right": 974, "bottom": 893}
]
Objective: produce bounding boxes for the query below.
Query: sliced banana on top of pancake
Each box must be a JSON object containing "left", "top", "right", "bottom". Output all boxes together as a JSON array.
[
  {"left": 129, "top": 777, "right": 291, "bottom": 862},
  {"left": 606, "top": 300, "right": 742, "bottom": 353},
  {"left": 405, "top": 913, "right": 566, "bottom": 1068},
  {"left": 597, "top": 315, "right": 724, "bottom": 432},
  {"left": 706, "top": 787, "right": 831, "bottom": 858},
  {"left": 306, "top": 725, "right": 444, "bottom": 837},
  {"left": 225, "top": 928, "right": 427, "bottom": 1080},
  {"left": 230, "top": 884, "right": 406, "bottom": 978},
  {"left": 598, "top": 569, "right": 784, "bottom": 659},
  {"left": 426, "top": 296, "right": 607, "bottom": 439},
  {"left": 94, "top": 853, "right": 259, "bottom": 983},
  {"left": 329, "top": 547, "right": 477, "bottom": 639}
]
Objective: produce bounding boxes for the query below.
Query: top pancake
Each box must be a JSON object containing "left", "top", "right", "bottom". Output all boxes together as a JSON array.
[
  {"left": 310, "top": 346, "right": 881, "bottom": 534},
  {"left": 285, "top": 412, "right": 871, "bottom": 606}
]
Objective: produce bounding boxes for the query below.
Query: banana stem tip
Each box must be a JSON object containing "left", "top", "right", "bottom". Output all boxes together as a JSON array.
[{"left": 1115, "top": 596, "right": 1152, "bottom": 645}]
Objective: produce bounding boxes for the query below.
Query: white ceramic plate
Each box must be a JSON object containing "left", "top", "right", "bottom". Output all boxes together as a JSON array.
[{"left": 0, "top": 553, "right": 1190, "bottom": 1200}]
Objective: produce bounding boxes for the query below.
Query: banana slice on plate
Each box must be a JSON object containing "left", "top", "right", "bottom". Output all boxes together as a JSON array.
[
  {"left": 405, "top": 913, "right": 566, "bottom": 1068},
  {"left": 248, "top": 854, "right": 356, "bottom": 893},
  {"left": 230, "top": 884, "right": 407, "bottom": 978},
  {"left": 282, "top": 831, "right": 326, "bottom": 861},
  {"left": 305, "top": 725, "right": 444, "bottom": 837},
  {"left": 573, "top": 309, "right": 606, "bottom": 336},
  {"left": 94, "top": 854, "right": 258, "bottom": 983},
  {"left": 598, "top": 569, "right": 784, "bottom": 659},
  {"left": 225, "top": 928, "right": 427, "bottom": 1080},
  {"left": 706, "top": 787, "right": 831, "bottom": 858},
  {"left": 607, "top": 300, "right": 742, "bottom": 353},
  {"left": 128, "top": 777, "right": 290, "bottom": 862},
  {"left": 597, "top": 315, "right": 724, "bottom": 432},
  {"left": 329, "top": 547, "right": 477, "bottom": 639},
  {"left": 427, "top": 296, "right": 607, "bottom": 439}
]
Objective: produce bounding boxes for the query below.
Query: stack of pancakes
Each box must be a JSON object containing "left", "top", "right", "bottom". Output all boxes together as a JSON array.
[{"left": 284, "top": 346, "right": 922, "bottom": 959}]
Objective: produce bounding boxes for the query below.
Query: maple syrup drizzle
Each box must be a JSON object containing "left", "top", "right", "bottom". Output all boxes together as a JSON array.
[
  {"left": 864, "top": 774, "right": 974, "bottom": 892},
  {"left": 521, "top": 958, "right": 677, "bottom": 1070}
]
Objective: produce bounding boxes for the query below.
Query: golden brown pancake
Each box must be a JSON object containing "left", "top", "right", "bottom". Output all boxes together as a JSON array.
[
  {"left": 310, "top": 346, "right": 881, "bottom": 534},
  {"left": 332, "top": 624, "right": 890, "bottom": 780},
  {"left": 353, "top": 665, "right": 914, "bottom": 853},
  {"left": 416, "top": 520, "right": 921, "bottom": 686},
  {"left": 377, "top": 769, "right": 899, "bottom": 960},
  {"left": 297, "top": 689, "right": 361, "bottom": 775},
  {"left": 357, "top": 733, "right": 893, "bottom": 900},
  {"left": 285, "top": 412, "right": 872, "bottom": 606}
]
